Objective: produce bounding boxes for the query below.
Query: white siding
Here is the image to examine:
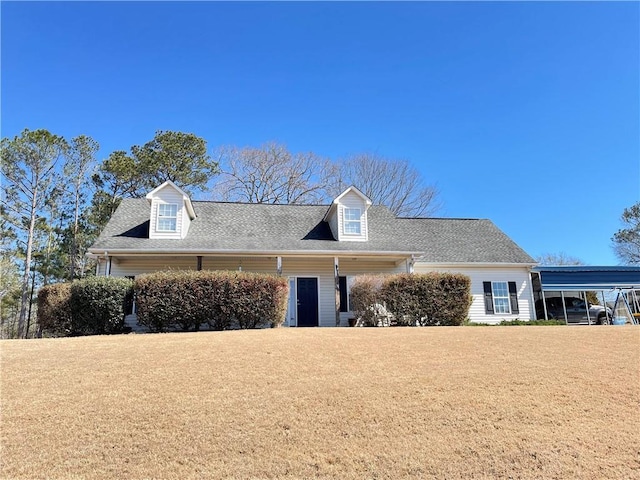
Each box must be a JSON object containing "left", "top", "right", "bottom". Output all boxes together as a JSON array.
[
  {"left": 337, "top": 191, "right": 368, "bottom": 242},
  {"left": 327, "top": 210, "right": 339, "bottom": 240},
  {"left": 110, "top": 257, "right": 198, "bottom": 277},
  {"left": 148, "top": 187, "right": 190, "bottom": 240},
  {"left": 414, "top": 264, "right": 534, "bottom": 324}
]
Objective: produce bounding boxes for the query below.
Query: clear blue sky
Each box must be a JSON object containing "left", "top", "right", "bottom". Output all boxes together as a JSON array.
[{"left": 2, "top": 1, "right": 638, "bottom": 265}]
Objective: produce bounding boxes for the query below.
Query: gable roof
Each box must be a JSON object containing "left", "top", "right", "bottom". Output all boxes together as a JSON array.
[
  {"left": 89, "top": 199, "right": 535, "bottom": 264},
  {"left": 323, "top": 186, "right": 372, "bottom": 222},
  {"left": 145, "top": 180, "right": 196, "bottom": 219}
]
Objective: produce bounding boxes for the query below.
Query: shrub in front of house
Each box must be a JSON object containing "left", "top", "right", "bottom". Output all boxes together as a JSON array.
[
  {"left": 380, "top": 273, "right": 472, "bottom": 326},
  {"left": 499, "top": 319, "right": 565, "bottom": 326},
  {"left": 134, "top": 270, "right": 289, "bottom": 332},
  {"left": 349, "top": 275, "right": 387, "bottom": 326},
  {"left": 223, "top": 271, "right": 289, "bottom": 329},
  {"left": 69, "top": 277, "right": 134, "bottom": 335},
  {"left": 135, "top": 271, "right": 195, "bottom": 332},
  {"left": 37, "top": 282, "right": 72, "bottom": 336}
]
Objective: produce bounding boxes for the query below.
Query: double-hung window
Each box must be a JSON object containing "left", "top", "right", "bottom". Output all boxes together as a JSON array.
[
  {"left": 492, "top": 282, "right": 511, "bottom": 314},
  {"left": 483, "top": 281, "right": 519, "bottom": 315},
  {"left": 344, "top": 208, "right": 362, "bottom": 235},
  {"left": 157, "top": 204, "right": 178, "bottom": 232}
]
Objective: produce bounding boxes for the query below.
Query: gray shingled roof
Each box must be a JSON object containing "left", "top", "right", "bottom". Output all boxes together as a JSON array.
[{"left": 89, "top": 198, "right": 535, "bottom": 264}]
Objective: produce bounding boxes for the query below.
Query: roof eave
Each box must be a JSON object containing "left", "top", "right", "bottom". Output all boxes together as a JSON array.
[
  {"left": 87, "top": 248, "right": 422, "bottom": 258},
  {"left": 416, "top": 261, "right": 538, "bottom": 268}
]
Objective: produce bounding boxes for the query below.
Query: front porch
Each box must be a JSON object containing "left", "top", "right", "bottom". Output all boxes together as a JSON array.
[{"left": 98, "top": 253, "right": 412, "bottom": 328}]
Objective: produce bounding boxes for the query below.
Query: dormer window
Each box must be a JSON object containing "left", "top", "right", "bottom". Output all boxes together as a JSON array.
[
  {"left": 344, "top": 207, "right": 362, "bottom": 235},
  {"left": 323, "top": 186, "right": 371, "bottom": 242},
  {"left": 157, "top": 204, "right": 178, "bottom": 232}
]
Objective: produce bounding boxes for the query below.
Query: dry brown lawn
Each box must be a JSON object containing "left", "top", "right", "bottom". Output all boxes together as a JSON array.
[{"left": 1, "top": 327, "right": 639, "bottom": 479}]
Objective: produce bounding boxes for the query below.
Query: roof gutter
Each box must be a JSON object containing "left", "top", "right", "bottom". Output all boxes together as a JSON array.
[
  {"left": 86, "top": 248, "right": 424, "bottom": 258},
  {"left": 416, "top": 261, "right": 538, "bottom": 268}
]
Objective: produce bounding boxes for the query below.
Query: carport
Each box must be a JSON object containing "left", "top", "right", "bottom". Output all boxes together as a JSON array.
[{"left": 530, "top": 266, "right": 640, "bottom": 325}]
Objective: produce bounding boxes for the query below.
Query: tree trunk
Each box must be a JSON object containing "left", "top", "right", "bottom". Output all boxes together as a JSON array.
[
  {"left": 70, "top": 186, "right": 81, "bottom": 279},
  {"left": 17, "top": 186, "right": 38, "bottom": 339}
]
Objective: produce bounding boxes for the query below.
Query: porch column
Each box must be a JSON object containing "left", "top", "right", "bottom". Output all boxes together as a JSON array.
[
  {"left": 276, "top": 256, "right": 282, "bottom": 276},
  {"left": 334, "top": 257, "right": 340, "bottom": 326},
  {"left": 196, "top": 256, "right": 203, "bottom": 271},
  {"left": 103, "top": 251, "right": 111, "bottom": 277},
  {"left": 406, "top": 255, "right": 415, "bottom": 274}
]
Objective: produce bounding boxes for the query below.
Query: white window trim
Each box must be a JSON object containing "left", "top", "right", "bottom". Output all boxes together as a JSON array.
[
  {"left": 492, "top": 281, "right": 511, "bottom": 315},
  {"left": 343, "top": 207, "right": 362, "bottom": 235},
  {"left": 157, "top": 203, "right": 178, "bottom": 232}
]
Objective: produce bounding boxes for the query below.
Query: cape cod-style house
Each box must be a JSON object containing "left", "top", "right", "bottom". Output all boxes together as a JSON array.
[{"left": 88, "top": 180, "right": 537, "bottom": 326}]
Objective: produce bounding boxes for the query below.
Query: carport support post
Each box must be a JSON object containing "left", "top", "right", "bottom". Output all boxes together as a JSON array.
[
  {"left": 560, "top": 291, "right": 568, "bottom": 324},
  {"left": 584, "top": 290, "right": 591, "bottom": 325},
  {"left": 541, "top": 290, "right": 549, "bottom": 320},
  {"left": 334, "top": 257, "right": 340, "bottom": 326},
  {"left": 601, "top": 291, "right": 609, "bottom": 323}
]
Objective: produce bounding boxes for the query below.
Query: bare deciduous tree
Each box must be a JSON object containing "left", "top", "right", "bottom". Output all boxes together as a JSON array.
[
  {"left": 327, "top": 153, "right": 441, "bottom": 217},
  {"left": 535, "top": 252, "right": 584, "bottom": 266},
  {"left": 213, "top": 142, "right": 333, "bottom": 204},
  {"left": 64, "top": 135, "right": 99, "bottom": 279}
]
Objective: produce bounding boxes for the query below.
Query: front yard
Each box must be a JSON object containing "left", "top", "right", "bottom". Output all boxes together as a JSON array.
[{"left": 1, "top": 327, "right": 638, "bottom": 479}]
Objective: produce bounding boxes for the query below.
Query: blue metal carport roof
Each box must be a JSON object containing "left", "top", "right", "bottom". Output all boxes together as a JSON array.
[{"left": 531, "top": 266, "right": 640, "bottom": 291}]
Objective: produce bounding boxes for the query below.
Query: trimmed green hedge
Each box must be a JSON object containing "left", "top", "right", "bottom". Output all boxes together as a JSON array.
[
  {"left": 70, "top": 277, "right": 133, "bottom": 335},
  {"left": 134, "top": 270, "right": 289, "bottom": 332},
  {"left": 499, "top": 319, "right": 565, "bottom": 326},
  {"left": 37, "top": 277, "right": 133, "bottom": 336},
  {"left": 382, "top": 273, "right": 472, "bottom": 326},
  {"left": 350, "top": 272, "right": 472, "bottom": 326}
]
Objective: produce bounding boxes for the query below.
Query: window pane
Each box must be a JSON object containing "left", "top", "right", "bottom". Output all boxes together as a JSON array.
[
  {"left": 159, "top": 204, "right": 177, "bottom": 217},
  {"left": 494, "top": 298, "right": 510, "bottom": 314},
  {"left": 493, "top": 282, "right": 508, "bottom": 297},
  {"left": 345, "top": 208, "right": 360, "bottom": 220},
  {"left": 158, "top": 218, "right": 176, "bottom": 231},
  {"left": 344, "top": 222, "right": 361, "bottom": 234}
]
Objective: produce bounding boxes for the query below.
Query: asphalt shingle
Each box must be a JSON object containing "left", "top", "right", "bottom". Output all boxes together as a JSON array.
[{"left": 89, "top": 198, "right": 535, "bottom": 264}]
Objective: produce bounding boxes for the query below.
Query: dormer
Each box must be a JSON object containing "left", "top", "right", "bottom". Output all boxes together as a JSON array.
[
  {"left": 323, "top": 186, "right": 372, "bottom": 242},
  {"left": 145, "top": 180, "right": 196, "bottom": 239}
]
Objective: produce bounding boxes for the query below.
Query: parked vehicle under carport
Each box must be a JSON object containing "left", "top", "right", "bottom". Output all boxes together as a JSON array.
[{"left": 535, "top": 296, "right": 613, "bottom": 324}]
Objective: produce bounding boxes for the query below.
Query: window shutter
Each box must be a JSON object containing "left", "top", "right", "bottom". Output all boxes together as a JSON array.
[
  {"left": 508, "top": 282, "right": 519, "bottom": 314},
  {"left": 483, "top": 282, "right": 494, "bottom": 314},
  {"left": 339, "top": 276, "right": 348, "bottom": 313}
]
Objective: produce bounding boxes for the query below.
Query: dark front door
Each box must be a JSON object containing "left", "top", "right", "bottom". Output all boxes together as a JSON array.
[{"left": 297, "top": 278, "right": 319, "bottom": 327}]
